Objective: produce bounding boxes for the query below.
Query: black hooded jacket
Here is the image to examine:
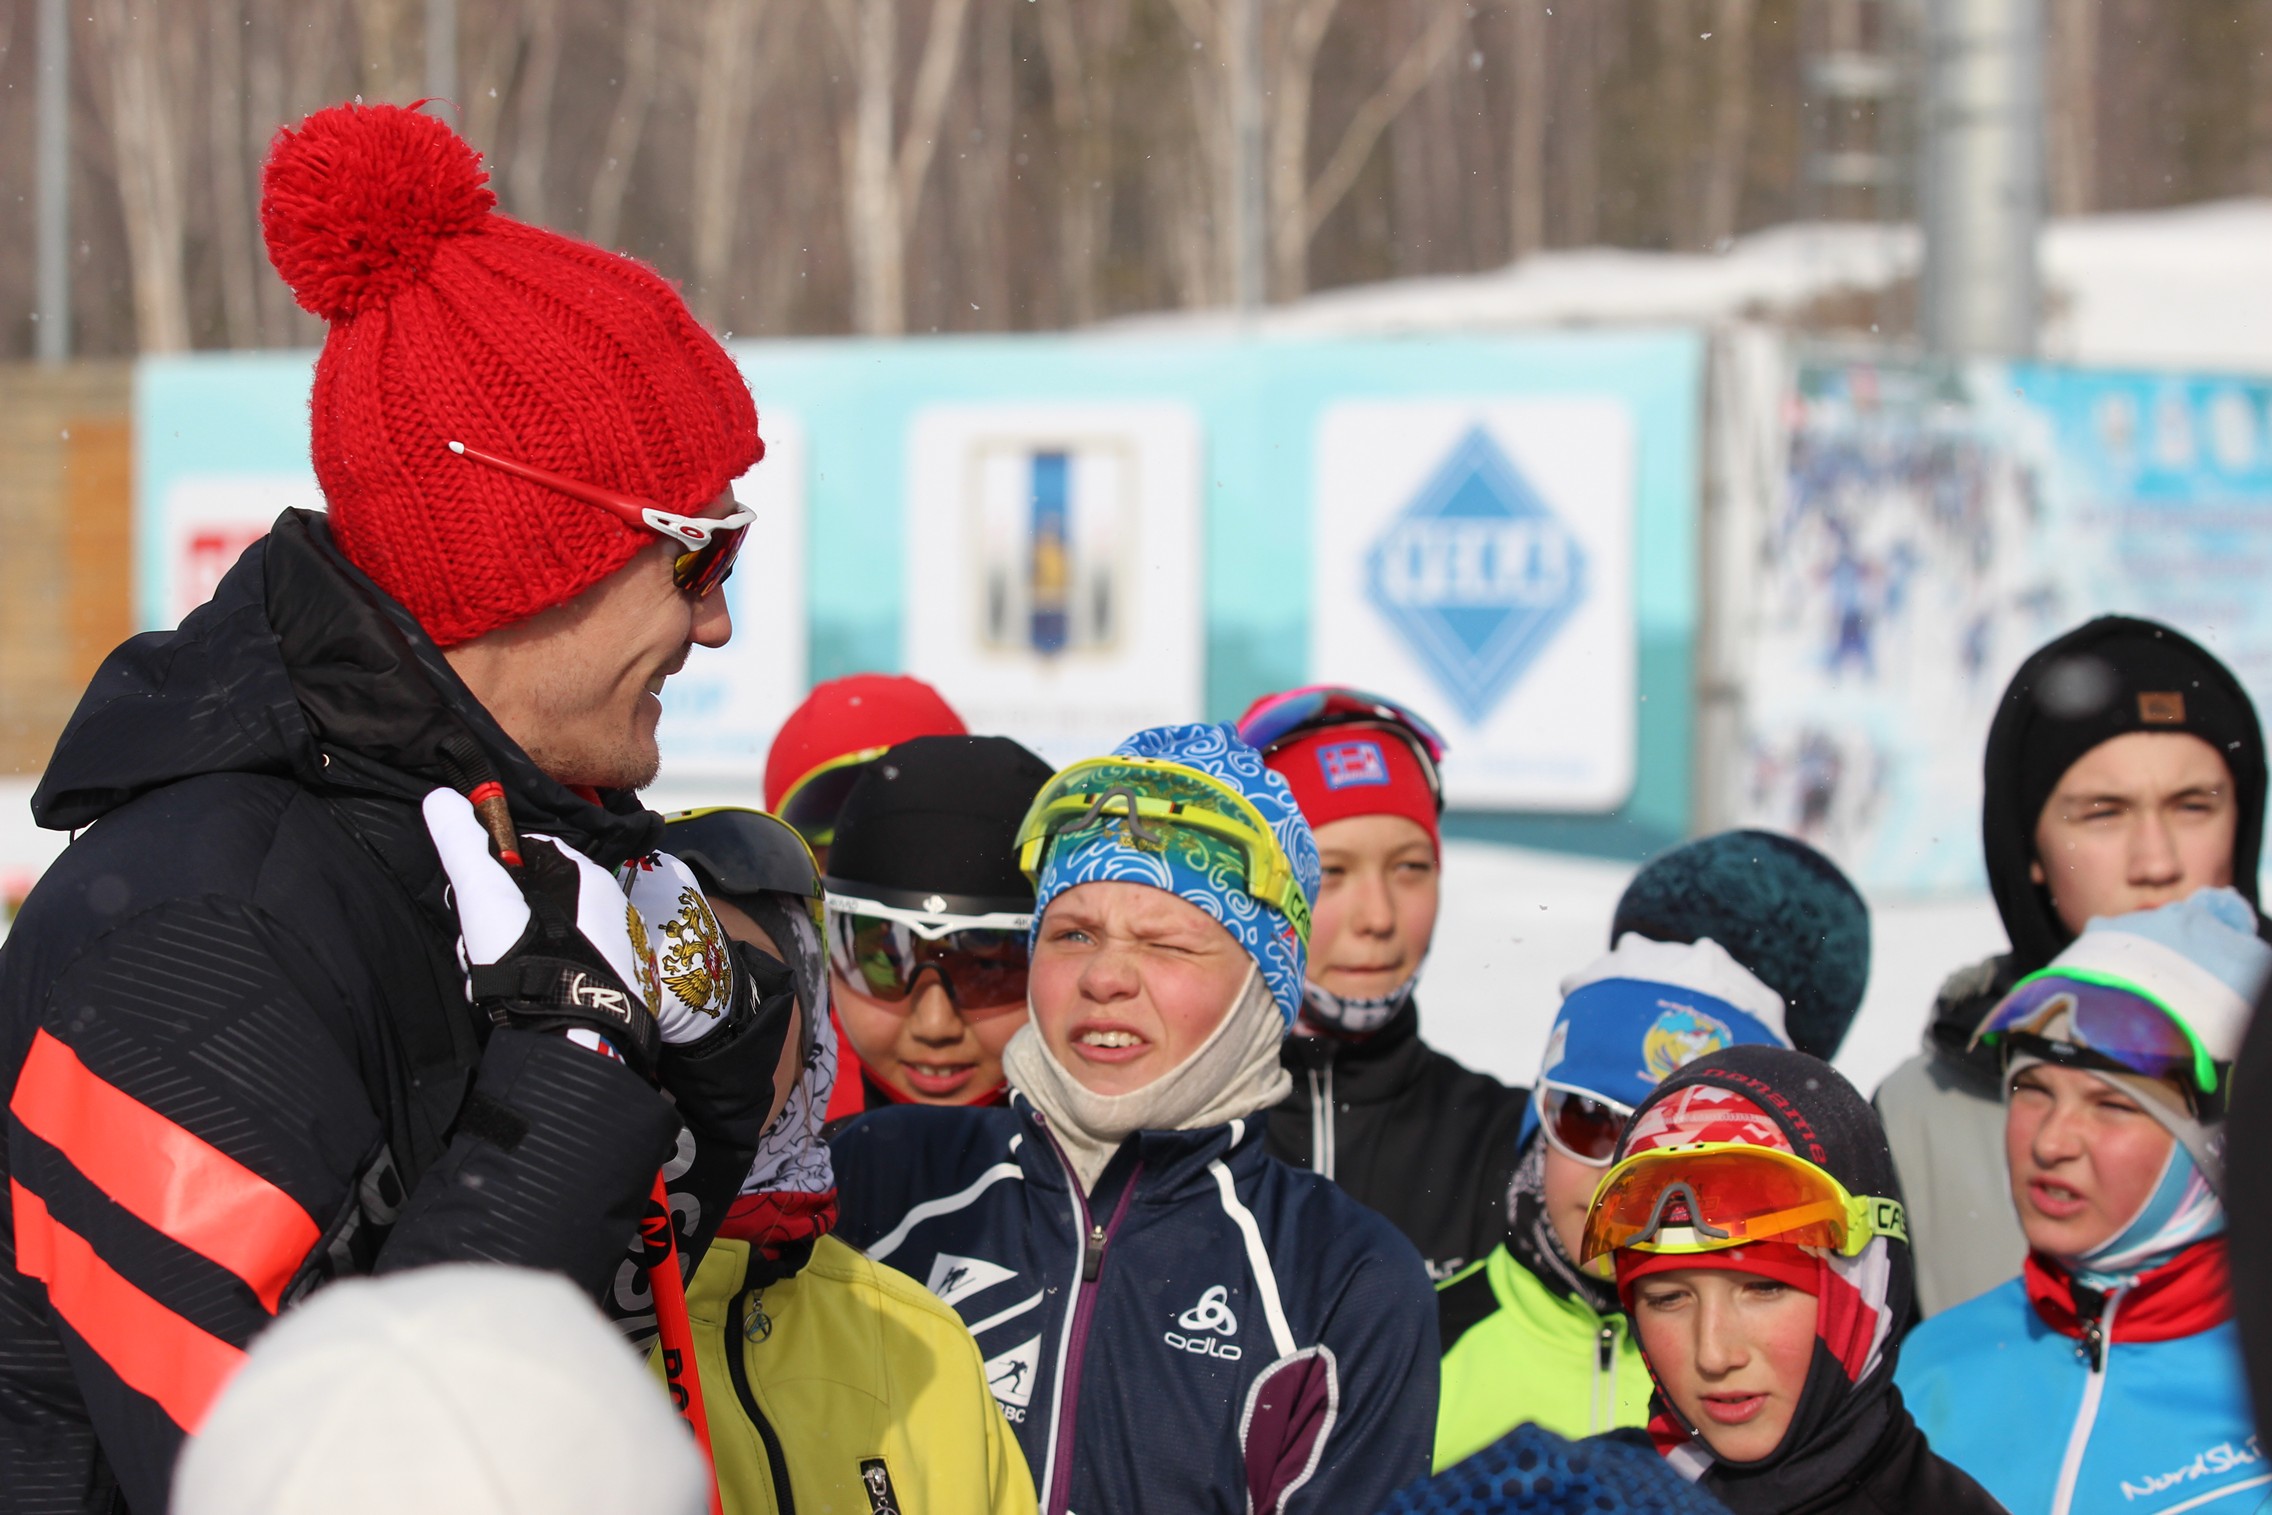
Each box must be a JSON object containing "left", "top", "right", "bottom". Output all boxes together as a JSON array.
[
  {"left": 1928, "top": 616, "right": 2270, "bottom": 1086},
  {"left": 1, "top": 512, "right": 773, "bottom": 1514},
  {"left": 1618, "top": 1047, "right": 2003, "bottom": 1515},
  {"left": 1266, "top": 1000, "right": 1530, "bottom": 1281}
]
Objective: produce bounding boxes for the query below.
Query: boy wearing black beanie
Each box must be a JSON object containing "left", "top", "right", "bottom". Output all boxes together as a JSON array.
[{"left": 1876, "top": 614, "right": 2268, "bottom": 1315}]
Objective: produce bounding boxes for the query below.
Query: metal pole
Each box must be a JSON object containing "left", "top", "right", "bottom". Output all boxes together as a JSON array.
[
  {"left": 1228, "top": 0, "right": 1265, "bottom": 310},
  {"left": 425, "top": 0, "right": 458, "bottom": 108},
  {"left": 1919, "top": 0, "right": 2043, "bottom": 357},
  {"left": 35, "top": 0, "right": 69, "bottom": 363}
]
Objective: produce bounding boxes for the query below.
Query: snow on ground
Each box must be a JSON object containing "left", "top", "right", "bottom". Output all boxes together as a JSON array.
[
  {"left": 1413, "top": 840, "right": 2005, "bottom": 1102},
  {"left": 1114, "top": 199, "right": 2272, "bottom": 377},
  {"left": 0, "top": 779, "right": 2000, "bottom": 1101}
]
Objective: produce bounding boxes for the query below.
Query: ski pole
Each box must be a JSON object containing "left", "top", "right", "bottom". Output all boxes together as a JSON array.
[{"left": 645, "top": 1174, "right": 724, "bottom": 1515}]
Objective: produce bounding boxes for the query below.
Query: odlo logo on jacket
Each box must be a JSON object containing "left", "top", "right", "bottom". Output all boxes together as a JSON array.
[{"left": 1165, "top": 1284, "right": 1243, "bottom": 1360}]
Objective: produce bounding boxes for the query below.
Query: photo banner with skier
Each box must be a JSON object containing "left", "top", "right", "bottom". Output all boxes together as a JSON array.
[
  {"left": 1733, "top": 351, "right": 2272, "bottom": 893},
  {"left": 134, "top": 331, "right": 1703, "bottom": 844}
]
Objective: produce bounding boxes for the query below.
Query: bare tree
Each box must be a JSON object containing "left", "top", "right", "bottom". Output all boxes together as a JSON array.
[
  {"left": 1272, "top": 0, "right": 1463, "bottom": 297},
  {"left": 689, "top": 0, "right": 762, "bottom": 327},
  {"left": 88, "top": 0, "right": 190, "bottom": 351},
  {"left": 826, "top": 0, "right": 974, "bottom": 335},
  {"left": 1163, "top": 0, "right": 1236, "bottom": 306},
  {"left": 1264, "top": 0, "right": 1340, "bottom": 300},
  {"left": 207, "top": 0, "right": 262, "bottom": 347},
  {"left": 955, "top": 0, "right": 1017, "bottom": 325},
  {"left": 586, "top": 0, "right": 661, "bottom": 249},
  {"left": 502, "top": 0, "right": 563, "bottom": 222},
  {"left": 1697, "top": 0, "right": 1755, "bottom": 250},
  {"left": 2252, "top": 1, "right": 2272, "bottom": 197},
  {"left": 1038, "top": 0, "right": 1134, "bottom": 326},
  {"left": 354, "top": 0, "right": 421, "bottom": 103},
  {"left": 1508, "top": 0, "right": 1549, "bottom": 259},
  {"left": 2047, "top": 0, "right": 2099, "bottom": 214}
]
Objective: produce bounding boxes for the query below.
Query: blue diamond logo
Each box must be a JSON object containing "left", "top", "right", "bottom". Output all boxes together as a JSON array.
[{"left": 1365, "top": 426, "right": 1587, "bottom": 723}]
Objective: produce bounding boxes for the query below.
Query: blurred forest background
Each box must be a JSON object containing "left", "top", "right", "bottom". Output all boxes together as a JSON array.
[{"left": 4, "top": 0, "right": 2271, "bottom": 356}]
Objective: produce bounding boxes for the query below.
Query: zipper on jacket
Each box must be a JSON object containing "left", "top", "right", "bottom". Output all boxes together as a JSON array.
[
  {"left": 1033, "top": 1118, "right": 1144, "bottom": 1515},
  {"left": 1593, "top": 1319, "right": 1619, "bottom": 1433},
  {"left": 724, "top": 1280, "right": 796, "bottom": 1515},
  {"left": 1306, "top": 1065, "right": 1337, "bottom": 1180},
  {"left": 2050, "top": 1285, "right": 2122, "bottom": 1515},
  {"left": 1082, "top": 1223, "right": 1106, "bottom": 1281}
]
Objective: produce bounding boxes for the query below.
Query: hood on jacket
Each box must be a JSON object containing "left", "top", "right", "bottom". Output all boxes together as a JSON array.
[
  {"left": 1981, "top": 616, "right": 2267, "bottom": 973},
  {"left": 1614, "top": 1045, "right": 1916, "bottom": 1515},
  {"left": 33, "top": 510, "right": 659, "bottom": 867}
]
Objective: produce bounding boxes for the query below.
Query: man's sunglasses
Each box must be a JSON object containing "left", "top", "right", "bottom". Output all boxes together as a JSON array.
[{"left": 447, "top": 439, "right": 754, "bottom": 598}]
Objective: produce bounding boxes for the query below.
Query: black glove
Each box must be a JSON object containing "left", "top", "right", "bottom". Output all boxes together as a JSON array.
[{"left": 424, "top": 789, "right": 662, "bottom": 1080}]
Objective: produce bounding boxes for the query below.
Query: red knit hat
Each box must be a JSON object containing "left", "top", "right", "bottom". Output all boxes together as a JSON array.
[
  {"left": 1264, "top": 727, "right": 1441, "bottom": 855},
  {"left": 763, "top": 675, "right": 967, "bottom": 840},
  {"left": 260, "top": 101, "right": 761, "bottom": 646}
]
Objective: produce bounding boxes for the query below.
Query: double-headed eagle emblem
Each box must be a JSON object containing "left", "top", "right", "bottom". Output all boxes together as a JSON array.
[{"left": 657, "top": 888, "right": 732, "bottom": 1019}]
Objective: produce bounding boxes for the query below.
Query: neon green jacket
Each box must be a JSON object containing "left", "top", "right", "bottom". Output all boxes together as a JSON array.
[
  {"left": 1432, "top": 1243, "right": 1652, "bottom": 1470},
  {"left": 676, "top": 1233, "right": 1038, "bottom": 1515}
]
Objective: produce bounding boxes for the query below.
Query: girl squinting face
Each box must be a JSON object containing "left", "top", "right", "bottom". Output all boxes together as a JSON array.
[{"left": 1632, "top": 1266, "right": 1818, "bottom": 1464}]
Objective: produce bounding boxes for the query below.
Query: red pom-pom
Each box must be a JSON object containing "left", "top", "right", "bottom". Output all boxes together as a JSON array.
[{"left": 261, "top": 102, "right": 497, "bottom": 321}]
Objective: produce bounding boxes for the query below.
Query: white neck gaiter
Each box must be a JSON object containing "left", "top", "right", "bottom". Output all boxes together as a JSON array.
[{"left": 1004, "top": 963, "right": 1292, "bottom": 1194}]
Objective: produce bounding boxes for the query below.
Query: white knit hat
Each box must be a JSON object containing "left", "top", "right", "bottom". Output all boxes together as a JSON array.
[{"left": 172, "top": 1264, "right": 705, "bottom": 1515}]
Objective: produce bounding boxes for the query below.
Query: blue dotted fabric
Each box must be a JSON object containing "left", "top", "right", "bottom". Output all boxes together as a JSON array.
[{"left": 1378, "top": 1427, "right": 1732, "bottom": 1515}]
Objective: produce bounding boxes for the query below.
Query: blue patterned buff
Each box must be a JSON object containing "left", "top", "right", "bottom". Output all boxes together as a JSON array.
[{"left": 1030, "top": 722, "right": 1322, "bottom": 1024}]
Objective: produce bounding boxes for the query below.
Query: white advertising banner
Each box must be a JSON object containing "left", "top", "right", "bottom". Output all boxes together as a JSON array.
[
  {"left": 1310, "top": 399, "right": 1637, "bottom": 811},
  {"left": 902, "top": 402, "right": 1204, "bottom": 765},
  {"left": 152, "top": 474, "right": 323, "bottom": 628}
]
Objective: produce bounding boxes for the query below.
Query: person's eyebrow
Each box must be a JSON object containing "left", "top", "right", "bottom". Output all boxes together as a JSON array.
[{"left": 2054, "top": 788, "right": 2136, "bottom": 808}]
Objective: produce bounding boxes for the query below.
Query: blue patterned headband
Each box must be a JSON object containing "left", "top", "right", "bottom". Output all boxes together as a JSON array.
[{"left": 1030, "top": 723, "right": 1321, "bottom": 1024}]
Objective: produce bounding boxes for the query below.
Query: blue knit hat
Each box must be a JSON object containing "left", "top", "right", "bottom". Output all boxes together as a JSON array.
[
  {"left": 1611, "top": 829, "right": 1870, "bottom": 1061},
  {"left": 1030, "top": 723, "right": 1321, "bottom": 1023},
  {"left": 2034, "top": 886, "right": 2272, "bottom": 1065}
]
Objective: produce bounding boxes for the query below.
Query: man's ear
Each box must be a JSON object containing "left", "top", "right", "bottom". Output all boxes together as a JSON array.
[{"left": 2029, "top": 858, "right": 2046, "bottom": 887}]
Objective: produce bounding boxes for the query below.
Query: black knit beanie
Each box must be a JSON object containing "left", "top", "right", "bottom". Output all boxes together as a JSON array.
[
  {"left": 1611, "top": 829, "right": 1870, "bottom": 1061},
  {"left": 1983, "top": 616, "right": 2265, "bottom": 969},
  {"left": 822, "top": 735, "right": 1055, "bottom": 911}
]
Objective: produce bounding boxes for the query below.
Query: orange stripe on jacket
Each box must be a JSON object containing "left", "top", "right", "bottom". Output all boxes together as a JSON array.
[
  {"left": 9, "top": 1028, "right": 320, "bottom": 1312},
  {"left": 11, "top": 1181, "right": 247, "bottom": 1432}
]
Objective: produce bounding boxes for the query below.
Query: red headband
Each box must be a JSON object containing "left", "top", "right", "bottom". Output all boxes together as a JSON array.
[{"left": 1265, "top": 727, "right": 1440, "bottom": 855}]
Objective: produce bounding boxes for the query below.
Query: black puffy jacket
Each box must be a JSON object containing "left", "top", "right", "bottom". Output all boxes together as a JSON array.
[
  {"left": 1265, "top": 1000, "right": 1529, "bottom": 1282},
  {"left": 0, "top": 512, "right": 772, "bottom": 1514}
]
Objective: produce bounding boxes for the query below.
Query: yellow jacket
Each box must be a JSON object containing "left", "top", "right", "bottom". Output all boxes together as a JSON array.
[{"left": 677, "top": 1232, "right": 1037, "bottom": 1515}]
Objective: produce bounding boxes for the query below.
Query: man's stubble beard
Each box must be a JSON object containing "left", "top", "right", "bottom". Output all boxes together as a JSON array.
[{"left": 510, "top": 660, "right": 666, "bottom": 793}]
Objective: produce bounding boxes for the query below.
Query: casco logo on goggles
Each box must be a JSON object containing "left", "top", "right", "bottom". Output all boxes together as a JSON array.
[
  {"left": 1537, "top": 1083, "right": 1634, "bottom": 1167},
  {"left": 1972, "top": 968, "right": 2220, "bottom": 1101},
  {"left": 824, "top": 891, "right": 1034, "bottom": 1016},
  {"left": 446, "top": 440, "right": 754, "bottom": 598},
  {"left": 1580, "top": 1141, "right": 1907, "bottom": 1267},
  {"left": 1235, "top": 686, "right": 1448, "bottom": 810},
  {"left": 1013, "top": 756, "right": 1312, "bottom": 946}
]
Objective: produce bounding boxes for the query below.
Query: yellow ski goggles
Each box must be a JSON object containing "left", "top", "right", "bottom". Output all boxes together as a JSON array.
[
  {"left": 1580, "top": 1141, "right": 1908, "bottom": 1267},
  {"left": 1013, "top": 756, "right": 1312, "bottom": 946}
]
